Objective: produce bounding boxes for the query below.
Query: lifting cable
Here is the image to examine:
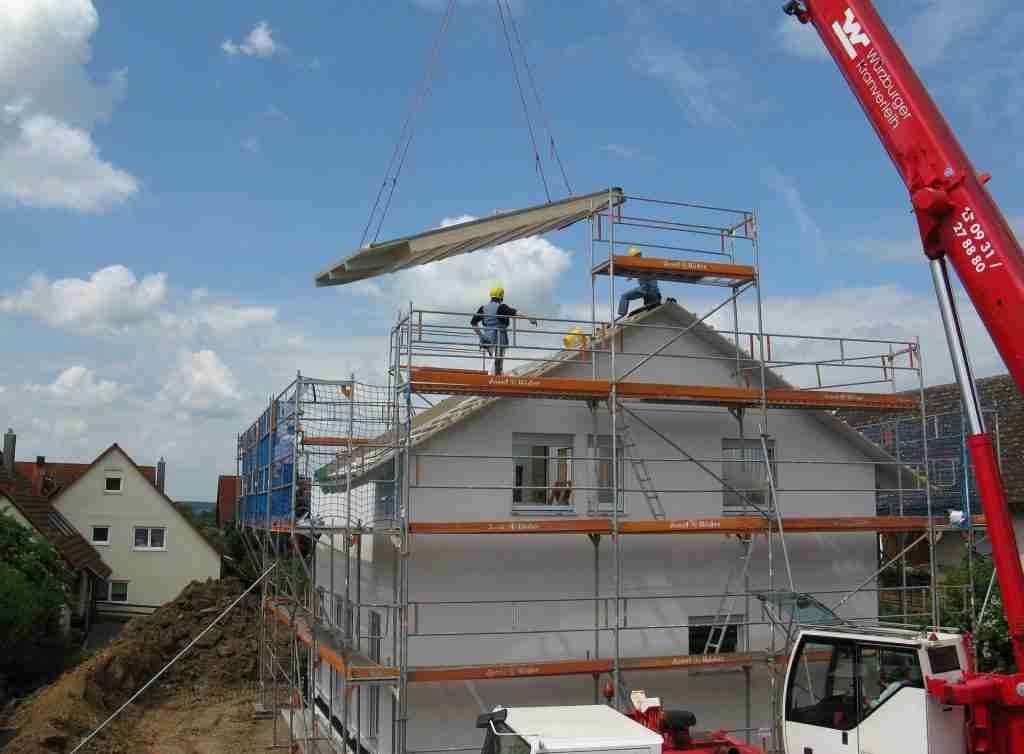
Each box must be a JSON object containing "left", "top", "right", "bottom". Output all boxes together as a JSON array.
[
  {"left": 360, "top": 0, "right": 457, "bottom": 248},
  {"left": 495, "top": 0, "right": 551, "bottom": 203},
  {"left": 503, "top": 2, "right": 573, "bottom": 197}
]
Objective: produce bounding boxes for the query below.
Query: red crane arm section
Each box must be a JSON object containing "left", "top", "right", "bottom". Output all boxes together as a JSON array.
[{"left": 799, "top": 0, "right": 1024, "bottom": 392}]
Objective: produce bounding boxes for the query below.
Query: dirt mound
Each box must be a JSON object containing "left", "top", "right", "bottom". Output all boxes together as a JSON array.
[
  {"left": 85, "top": 578, "right": 259, "bottom": 712},
  {"left": 5, "top": 578, "right": 264, "bottom": 753}
]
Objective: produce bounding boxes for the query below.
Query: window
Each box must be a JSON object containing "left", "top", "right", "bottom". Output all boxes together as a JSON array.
[
  {"left": 930, "top": 458, "right": 959, "bottom": 488},
  {"left": 369, "top": 611, "right": 382, "bottom": 738},
  {"left": 859, "top": 645, "right": 923, "bottom": 720},
  {"left": 722, "top": 438, "right": 776, "bottom": 515},
  {"left": 97, "top": 579, "right": 129, "bottom": 602},
  {"left": 512, "top": 434, "right": 574, "bottom": 509},
  {"left": 589, "top": 436, "right": 625, "bottom": 513},
  {"left": 689, "top": 615, "right": 741, "bottom": 654},
  {"left": 104, "top": 472, "right": 123, "bottom": 493},
  {"left": 786, "top": 639, "right": 858, "bottom": 730},
  {"left": 786, "top": 640, "right": 923, "bottom": 731},
  {"left": 91, "top": 526, "right": 110, "bottom": 545},
  {"left": 133, "top": 526, "right": 167, "bottom": 550}
]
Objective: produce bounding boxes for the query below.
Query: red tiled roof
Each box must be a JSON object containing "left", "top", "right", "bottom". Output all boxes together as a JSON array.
[
  {"left": 216, "top": 475, "right": 238, "bottom": 528},
  {"left": 16, "top": 460, "right": 156, "bottom": 498},
  {"left": 0, "top": 464, "right": 111, "bottom": 579}
]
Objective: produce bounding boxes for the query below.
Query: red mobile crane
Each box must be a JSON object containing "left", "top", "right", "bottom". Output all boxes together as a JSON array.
[
  {"left": 783, "top": 3, "right": 1024, "bottom": 752},
  {"left": 477, "top": 3, "right": 1024, "bottom": 754}
]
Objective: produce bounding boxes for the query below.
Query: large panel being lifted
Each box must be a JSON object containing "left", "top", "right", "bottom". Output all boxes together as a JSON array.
[{"left": 316, "top": 188, "right": 624, "bottom": 287}]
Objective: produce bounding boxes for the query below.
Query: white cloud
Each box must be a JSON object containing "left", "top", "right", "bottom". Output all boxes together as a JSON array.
[
  {"left": 767, "top": 168, "right": 828, "bottom": 260},
  {"left": 159, "top": 303, "right": 277, "bottom": 338},
  {"left": 31, "top": 415, "right": 88, "bottom": 439},
  {"left": 902, "top": 0, "right": 998, "bottom": 68},
  {"left": 352, "top": 214, "right": 573, "bottom": 316},
  {"left": 0, "top": 0, "right": 136, "bottom": 211},
  {"left": 26, "top": 365, "right": 120, "bottom": 404},
  {"left": 702, "top": 283, "right": 1004, "bottom": 388},
  {"left": 776, "top": 17, "right": 828, "bottom": 60},
  {"left": 0, "top": 114, "right": 137, "bottom": 211},
  {"left": 600, "top": 144, "right": 642, "bottom": 160},
  {"left": 631, "top": 42, "right": 743, "bottom": 129},
  {"left": 222, "top": 21, "right": 281, "bottom": 58},
  {"left": 1, "top": 264, "right": 277, "bottom": 338},
  {"left": 159, "top": 350, "right": 243, "bottom": 418},
  {"left": 0, "top": 265, "right": 166, "bottom": 334}
]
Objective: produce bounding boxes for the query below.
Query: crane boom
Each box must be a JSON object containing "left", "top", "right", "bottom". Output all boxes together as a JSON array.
[{"left": 786, "top": 0, "right": 1024, "bottom": 678}]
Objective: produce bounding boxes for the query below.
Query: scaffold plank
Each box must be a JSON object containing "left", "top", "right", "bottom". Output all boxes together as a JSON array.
[
  {"left": 407, "top": 516, "right": 980, "bottom": 536},
  {"left": 592, "top": 256, "right": 756, "bottom": 286},
  {"left": 408, "top": 367, "right": 918, "bottom": 411},
  {"left": 265, "top": 600, "right": 399, "bottom": 682},
  {"left": 407, "top": 652, "right": 765, "bottom": 682},
  {"left": 302, "top": 436, "right": 393, "bottom": 448}
]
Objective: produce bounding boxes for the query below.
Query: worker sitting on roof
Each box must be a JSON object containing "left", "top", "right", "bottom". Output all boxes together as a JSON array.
[
  {"left": 471, "top": 285, "right": 537, "bottom": 376},
  {"left": 617, "top": 247, "right": 662, "bottom": 319}
]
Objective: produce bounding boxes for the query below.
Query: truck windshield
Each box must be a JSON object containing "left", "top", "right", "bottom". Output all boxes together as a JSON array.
[{"left": 481, "top": 723, "right": 532, "bottom": 754}]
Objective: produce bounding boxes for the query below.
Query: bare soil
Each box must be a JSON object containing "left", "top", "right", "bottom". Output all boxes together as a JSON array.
[{"left": 2, "top": 579, "right": 286, "bottom": 753}]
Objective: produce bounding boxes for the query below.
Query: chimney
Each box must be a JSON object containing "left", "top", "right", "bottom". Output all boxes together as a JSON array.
[
  {"left": 32, "top": 455, "right": 46, "bottom": 495},
  {"left": 2, "top": 428, "right": 14, "bottom": 476},
  {"left": 156, "top": 457, "right": 166, "bottom": 493}
]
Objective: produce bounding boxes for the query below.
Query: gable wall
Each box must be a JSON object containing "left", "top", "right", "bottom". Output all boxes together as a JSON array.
[
  {"left": 315, "top": 311, "right": 885, "bottom": 752},
  {"left": 54, "top": 449, "right": 220, "bottom": 611}
]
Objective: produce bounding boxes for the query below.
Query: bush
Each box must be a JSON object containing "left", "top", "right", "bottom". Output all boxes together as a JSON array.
[
  {"left": 0, "top": 513, "right": 76, "bottom": 693},
  {"left": 939, "top": 553, "right": 1013, "bottom": 673}
]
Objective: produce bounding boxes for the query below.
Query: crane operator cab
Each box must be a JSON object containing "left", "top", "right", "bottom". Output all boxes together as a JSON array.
[{"left": 783, "top": 627, "right": 968, "bottom": 754}]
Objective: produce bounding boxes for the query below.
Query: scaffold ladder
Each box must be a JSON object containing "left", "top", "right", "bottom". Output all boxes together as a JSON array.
[
  {"left": 614, "top": 403, "right": 666, "bottom": 520},
  {"left": 702, "top": 534, "right": 757, "bottom": 654}
]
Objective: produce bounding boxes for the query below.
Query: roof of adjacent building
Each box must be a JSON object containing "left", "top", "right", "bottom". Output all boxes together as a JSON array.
[
  {"left": 15, "top": 459, "right": 156, "bottom": 499},
  {"left": 0, "top": 463, "right": 112, "bottom": 579},
  {"left": 216, "top": 475, "right": 238, "bottom": 527},
  {"left": 839, "top": 373, "right": 1024, "bottom": 513}
]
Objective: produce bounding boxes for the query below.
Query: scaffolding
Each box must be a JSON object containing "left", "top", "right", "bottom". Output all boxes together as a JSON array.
[{"left": 241, "top": 191, "right": 986, "bottom": 754}]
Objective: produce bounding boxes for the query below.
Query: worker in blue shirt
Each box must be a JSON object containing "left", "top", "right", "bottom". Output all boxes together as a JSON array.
[
  {"left": 617, "top": 247, "right": 662, "bottom": 319},
  {"left": 471, "top": 286, "right": 537, "bottom": 375}
]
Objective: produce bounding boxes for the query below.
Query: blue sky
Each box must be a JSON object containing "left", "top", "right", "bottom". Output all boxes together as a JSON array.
[{"left": 1, "top": 0, "right": 1022, "bottom": 499}]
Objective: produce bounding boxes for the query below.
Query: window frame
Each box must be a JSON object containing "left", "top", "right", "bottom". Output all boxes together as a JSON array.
[
  {"left": 588, "top": 434, "right": 625, "bottom": 515},
  {"left": 721, "top": 437, "right": 777, "bottom": 515},
  {"left": 511, "top": 433, "right": 575, "bottom": 515},
  {"left": 132, "top": 525, "right": 168, "bottom": 551},
  {"left": 96, "top": 579, "right": 129, "bottom": 603},
  {"left": 688, "top": 613, "right": 742, "bottom": 655},
  {"left": 103, "top": 470, "right": 124, "bottom": 495},
  {"left": 91, "top": 525, "right": 111, "bottom": 546}
]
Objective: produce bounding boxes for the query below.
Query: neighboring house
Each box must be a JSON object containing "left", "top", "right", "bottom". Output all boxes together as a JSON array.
[
  {"left": 0, "top": 430, "right": 111, "bottom": 633},
  {"left": 216, "top": 475, "right": 239, "bottom": 527},
  {"left": 839, "top": 374, "right": 1024, "bottom": 567},
  {"left": 50, "top": 444, "right": 221, "bottom": 616},
  {"left": 309, "top": 303, "right": 907, "bottom": 754}
]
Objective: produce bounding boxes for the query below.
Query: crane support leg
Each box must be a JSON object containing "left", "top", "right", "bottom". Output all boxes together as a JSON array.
[{"left": 931, "top": 257, "right": 1024, "bottom": 669}]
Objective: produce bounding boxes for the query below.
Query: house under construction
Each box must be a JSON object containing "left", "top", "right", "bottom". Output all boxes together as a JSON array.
[{"left": 235, "top": 189, "right": 980, "bottom": 754}]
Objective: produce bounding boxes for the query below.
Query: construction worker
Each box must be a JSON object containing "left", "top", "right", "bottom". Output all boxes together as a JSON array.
[
  {"left": 617, "top": 246, "right": 662, "bottom": 319},
  {"left": 471, "top": 286, "right": 537, "bottom": 375}
]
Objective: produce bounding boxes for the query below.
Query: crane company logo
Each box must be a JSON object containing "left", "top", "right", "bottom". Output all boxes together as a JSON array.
[{"left": 833, "top": 8, "right": 871, "bottom": 60}]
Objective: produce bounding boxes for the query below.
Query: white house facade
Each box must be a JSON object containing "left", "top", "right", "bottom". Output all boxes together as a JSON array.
[
  {"left": 53, "top": 444, "right": 221, "bottom": 615},
  {"left": 309, "top": 304, "right": 902, "bottom": 754}
]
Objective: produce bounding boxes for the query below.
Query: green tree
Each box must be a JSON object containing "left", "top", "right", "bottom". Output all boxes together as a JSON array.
[
  {"left": 0, "top": 512, "right": 76, "bottom": 692},
  {"left": 939, "top": 553, "right": 1013, "bottom": 673}
]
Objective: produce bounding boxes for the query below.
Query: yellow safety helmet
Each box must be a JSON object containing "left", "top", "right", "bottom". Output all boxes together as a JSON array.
[
  {"left": 489, "top": 285, "right": 505, "bottom": 300},
  {"left": 627, "top": 246, "right": 643, "bottom": 257}
]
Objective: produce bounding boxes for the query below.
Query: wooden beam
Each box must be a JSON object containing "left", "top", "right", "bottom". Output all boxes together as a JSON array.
[
  {"left": 409, "top": 368, "right": 918, "bottom": 411},
  {"left": 302, "top": 436, "right": 392, "bottom": 448},
  {"left": 592, "top": 256, "right": 757, "bottom": 285},
  {"left": 408, "top": 652, "right": 766, "bottom": 682},
  {"left": 408, "top": 516, "right": 976, "bottom": 536}
]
